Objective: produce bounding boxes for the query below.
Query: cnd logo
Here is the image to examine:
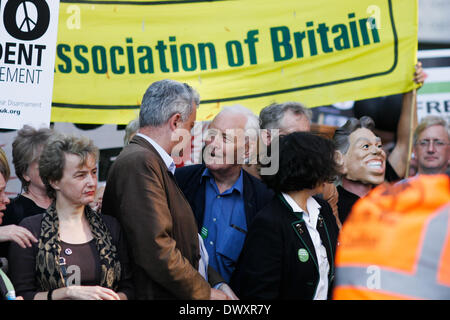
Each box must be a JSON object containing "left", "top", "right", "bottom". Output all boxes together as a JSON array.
[{"left": 2, "top": 0, "right": 50, "bottom": 41}]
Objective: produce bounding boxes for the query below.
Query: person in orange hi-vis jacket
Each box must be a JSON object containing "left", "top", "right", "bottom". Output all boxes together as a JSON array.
[{"left": 333, "top": 174, "right": 450, "bottom": 300}]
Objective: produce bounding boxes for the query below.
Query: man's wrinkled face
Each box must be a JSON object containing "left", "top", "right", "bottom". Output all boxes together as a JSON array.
[
  {"left": 413, "top": 125, "right": 450, "bottom": 174},
  {"left": 204, "top": 112, "right": 248, "bottom": 171},
  {"left": 343, "top": 128, "right": 386, "bottom": 185},
  {"left": 279, "top": 111, "right": 311, "bottom": 135}
]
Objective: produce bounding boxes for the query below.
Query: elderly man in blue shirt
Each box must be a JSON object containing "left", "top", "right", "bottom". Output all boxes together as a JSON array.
[{"left": 175, "top": 105, "right": 273, "bottom": 284}]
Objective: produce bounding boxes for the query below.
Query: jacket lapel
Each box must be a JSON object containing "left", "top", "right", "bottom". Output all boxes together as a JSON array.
[
  {"left": 242, "top": 172, "right": 255, "bottom": 228},
  {"left": 194, "top": 179, "right": 206, "bottom": 231},
  {"left": 131, "top": 135, "right": 167, "bottom": 168},
  {"left": 316, "top": 214, "right": 335, "bottom": 282},
  {"left": 277, "top": 195, "right": 319, "bottom": 271}
]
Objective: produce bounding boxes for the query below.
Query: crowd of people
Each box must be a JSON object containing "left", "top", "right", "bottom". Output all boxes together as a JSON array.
[{"left": 0, "top": 62, "right": 449, "bottom": 300}]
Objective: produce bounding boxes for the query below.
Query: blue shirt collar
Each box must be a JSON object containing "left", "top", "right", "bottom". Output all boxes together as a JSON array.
[{"left": 201, "top": 168, "right": 244, "bottom": 195}]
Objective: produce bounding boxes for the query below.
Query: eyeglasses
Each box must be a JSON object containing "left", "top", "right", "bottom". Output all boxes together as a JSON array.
[{"left": 417, "top": 139, "right": 449, "bottom": 149}]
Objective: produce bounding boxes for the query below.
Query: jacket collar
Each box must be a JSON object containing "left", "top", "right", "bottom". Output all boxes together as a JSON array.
[{"left": 135, "top": 133, "right": 176, "bottom": 174}]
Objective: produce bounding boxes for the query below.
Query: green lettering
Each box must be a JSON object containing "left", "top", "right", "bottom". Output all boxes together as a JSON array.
[
  {"left": 270, "top": 26, "right": 293, "bottom": 62},
  {"left": 317, "top": 23, "right": 333, "bottom": 53},
  {"left": 348, "top": 13, "right": 360, "bottom": 48},
  {"left": 306, "top": 22, "right": 318, "bottom": 56},
  {"left": 126, "top": 38, "right": 135, "bottom": 74},
  {"left": 155, "top": 40, "right": 169, "bottom": 73},
  {"left": 180, "top": 44, "right": 197, "bottom": 72},
  {"left": 198, "top": 43, "right": 217, "bottom": 70},
  {"left": 293, "top": 31, "right": 306, "bottom": 58},
  {"left": 332, "top": 24, "right": 350, "bottom": 50},
  {"left": 110, "top": 46, "right": 125, "bottom": 74},
  {"left": 74, "top": 45, "right": 89, "bottom": 73},
  {"left": 169, "top": 36, "right": 179, "bottom": 72},
  {"left": 137, "top": 46, "right": 154, "bottom": 73},
  {"left": 359, "top": 18, "right": 371, "bottom": 45},
  {"left": 369, "top": 18, "right": 380, "bottom": 43},
  {"left": 57, "top": 44, "right": 72, "bottom": 73},
  {"left": 92, "top": 45, "right": 107, "bottom": 74},
  {"left": 244, "top": 30, "right": 259, "bottom": 65},
  {"left": 226, "top": 40, "right": 244, "bottom": 67}
]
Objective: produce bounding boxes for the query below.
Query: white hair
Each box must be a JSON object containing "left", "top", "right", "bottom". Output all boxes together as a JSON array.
[{"left": 218, "top": 104, "right": 260, "bottom": 131}]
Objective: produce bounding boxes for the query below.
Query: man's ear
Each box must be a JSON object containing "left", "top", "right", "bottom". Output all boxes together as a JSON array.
[
  {"left": 168, "top": 113, "right": 182, "bottom": 131},
  {"left": 335, "top": 150, "right": 347, "bottom": 175},
  {"left": 22, "top": 172, "right": 31, "bottom": 183},
  {"left": 49, "top": 180, "right": 60, "bottom": 192},
  {"left": 260, "top": 129, "right": 272, "bottom": 146}
]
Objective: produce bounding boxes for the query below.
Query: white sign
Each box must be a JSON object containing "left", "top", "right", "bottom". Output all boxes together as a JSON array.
[
  {"left": 418, "top": 0, "right": 450, "bottom": 44},
  {"left": 0, "top": 0, "right": 60, "bottom": 130},
  {"left": 417, "top": 49, "right": 450, "bottom": 124}
]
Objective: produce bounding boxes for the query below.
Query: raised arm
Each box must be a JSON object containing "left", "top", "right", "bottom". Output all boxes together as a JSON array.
[{"left": 388, "top": 62, "right": 426, "bottom": 178}]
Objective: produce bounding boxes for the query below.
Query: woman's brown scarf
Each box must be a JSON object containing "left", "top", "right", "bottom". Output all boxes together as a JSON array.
[{"left": 36, "top": 203, "right": 121, "bottom": 292}]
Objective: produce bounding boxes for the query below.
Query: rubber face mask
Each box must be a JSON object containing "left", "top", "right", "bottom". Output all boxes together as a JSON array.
[{"left": 342, "top": 128, "right": 386, "bottom": 185}]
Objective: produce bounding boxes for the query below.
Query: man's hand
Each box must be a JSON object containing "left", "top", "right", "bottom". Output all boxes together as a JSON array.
[
  {"left": 210, "top": 288, "right": 231, "bottom": 300},
  {"left": 414, "top": 61, "right": 426, "bottom": 87},
  {"left": 0, "top": 225, "right": 37, "bottom": 248},
  {"left": 216, "top": 283, "right": 239, "bottom": 300},
  {"left": 323, "top": 183, "right": 342, "bottom": 229}
]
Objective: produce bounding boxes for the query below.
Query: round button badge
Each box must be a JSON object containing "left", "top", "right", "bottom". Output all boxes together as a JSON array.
[{"left": 298, "top": 248, "right": 309, "bottom": 262}]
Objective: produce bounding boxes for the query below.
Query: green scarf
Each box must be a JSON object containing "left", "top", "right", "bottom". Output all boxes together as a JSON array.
[{"left": 36, "top": 202, "right": 121, "bottom": 292}]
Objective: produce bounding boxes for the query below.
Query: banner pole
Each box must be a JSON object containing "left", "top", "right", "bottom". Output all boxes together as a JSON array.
[{"left": 405, "top": 88, "right": 417, "bottom": 179}]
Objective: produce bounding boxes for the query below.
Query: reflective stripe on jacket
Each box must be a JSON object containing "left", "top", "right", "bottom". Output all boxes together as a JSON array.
[{"left": 333, "top": 174, "right": 450, "bottom": 300}]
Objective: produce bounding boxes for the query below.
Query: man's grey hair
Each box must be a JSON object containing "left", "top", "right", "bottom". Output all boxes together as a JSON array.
[
  {"left": 259, "top": 102, "right": 312, "bottom": 130},
  {"left": 333, "top": 116, "right": 376, "bottom": 155},
  {"left": 124, "top": 117, "right": 140, "bottom": 145},
  {"left": 413, "top": 115, "right": 450, "bottom": 145},
  {"left": 218, "top": 104, "right": 260, "bottom": 131},
  {"left": 139, "top": 79, "right": 200, "bottom": 128}
]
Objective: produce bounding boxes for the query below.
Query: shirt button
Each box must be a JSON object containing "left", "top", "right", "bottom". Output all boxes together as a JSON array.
[
  {"left": 217, "top": 195, "right": 221, "bottom": 199},
  {"left": 213, "top": 218, "right": 217, "bottom": 222},
  {"left": 209, "top": 241, "right": 214, "bottom": 246}
]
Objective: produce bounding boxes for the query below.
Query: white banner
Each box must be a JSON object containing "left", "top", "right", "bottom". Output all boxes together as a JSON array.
[
  {"left": 0, "top": 0, "right": 60, "bottom": 130},
  {"left": 418, "top": 0, "right": 450, "bottom": 44},
  {"left": 417, "top": 49, "right": 450, "bottom": 124}
]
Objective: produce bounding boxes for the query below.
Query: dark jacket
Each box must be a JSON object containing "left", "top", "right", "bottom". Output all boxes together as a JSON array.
[
  {"left": 174, "top": 164, "right": 274, "bottom": 232},
  {"left": 102, "top": 136, "right": 221, "bottom": 300},
  {"left": 0, "top": 195, "right": 48, "bottom": 259},
  {"left": 230, "top": 194, "right": 339, "bottom": 300},
  {"left": 8, "top": 213, "right": 134, "bottom": 300}
]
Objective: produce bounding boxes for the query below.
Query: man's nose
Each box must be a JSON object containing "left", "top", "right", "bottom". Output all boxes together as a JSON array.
[
  {"left": 370, "top": 145, "right": 381, "bottom": 154},
  {"left": 209, "top": 134, "right": 222, "bottom": 149},
  {"left": 87, "top": 173, "right": 97, "bottom": 186},
  {"left": 1, "top": 193, "right": 10, "bottom": 205},
  {"left": 427, "top": 142, "right": 437, "bottom": 153}
]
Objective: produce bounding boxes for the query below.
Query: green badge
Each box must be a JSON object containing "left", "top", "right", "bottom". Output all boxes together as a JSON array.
[
  {"left": 298, "top": 248, "right": 309, "bottom": 262},
  {"left": 201, "top": 227, "right": 208, "bottom": 239}
]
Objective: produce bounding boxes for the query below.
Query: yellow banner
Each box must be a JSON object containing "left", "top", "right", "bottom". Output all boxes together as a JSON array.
[{"left": 51, "top": 0, "right": 418, "bottom": 124}]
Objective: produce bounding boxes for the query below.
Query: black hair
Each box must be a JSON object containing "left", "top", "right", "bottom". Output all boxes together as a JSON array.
[
  {"left": 333, "top": 116, "right": 375, "bottom": 155},
  {"left": 261, "top": 131, "right": 339, "bottom": 193}
]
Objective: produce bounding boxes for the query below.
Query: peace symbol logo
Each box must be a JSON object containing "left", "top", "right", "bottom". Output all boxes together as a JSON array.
[
  {"left": 16, "top": 1, "right": 38, "bottom": 33},
  {"left": 3, "top": 0, "right": 50, "bottom": 41}
]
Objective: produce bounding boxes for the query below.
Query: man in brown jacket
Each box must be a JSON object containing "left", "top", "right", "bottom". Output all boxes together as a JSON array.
[{"left": 102, "top": 79, "right": 229, "bottom": 300}]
